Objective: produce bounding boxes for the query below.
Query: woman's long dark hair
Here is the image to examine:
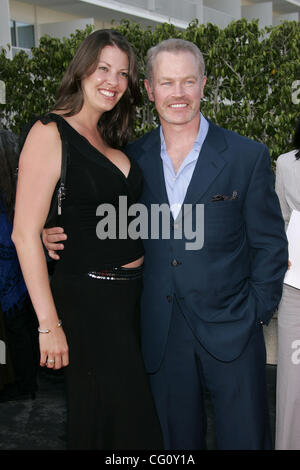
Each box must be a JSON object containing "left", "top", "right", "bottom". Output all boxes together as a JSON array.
[
  {"left": 294, "top": 117, "right": 300, "bottom": 160},
  {"left": 54, "top": 29, "right": 141, "bottom": 148},
  {"left": 0, "top": 129, "right": 19, "bottom": 222}
]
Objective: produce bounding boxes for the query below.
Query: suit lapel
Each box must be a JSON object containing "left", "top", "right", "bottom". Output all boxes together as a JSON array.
[
  {"left": 182, "top": 121, "right": 228, "bottom": 208},
  {"left": 137, "top": 122, "right": 228, "bottom": 212},
  {"left": 139, "top": 128, "right": 169, "bottom": 205}
]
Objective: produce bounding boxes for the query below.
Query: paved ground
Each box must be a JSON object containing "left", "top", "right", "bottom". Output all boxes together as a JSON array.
[{"left": 0, "top": 365, "right": 276, "bottom": 450}]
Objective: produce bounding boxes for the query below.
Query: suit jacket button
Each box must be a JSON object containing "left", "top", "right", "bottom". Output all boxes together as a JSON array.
[
  {"left": 166, "top": 295, "right": 172, "bottom": 303},
  {"left": 171, "top": 259, "right": 180, "bottom": 267}
]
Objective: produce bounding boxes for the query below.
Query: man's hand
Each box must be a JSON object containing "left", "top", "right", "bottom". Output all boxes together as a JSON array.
[{"left": 42, "top": 227, "right": 67, "bottom": 260}]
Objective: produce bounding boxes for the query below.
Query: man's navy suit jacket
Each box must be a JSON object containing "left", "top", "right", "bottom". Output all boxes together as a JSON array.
[{"left": 125, "top": 120, "right": 288, "bottom": 374}]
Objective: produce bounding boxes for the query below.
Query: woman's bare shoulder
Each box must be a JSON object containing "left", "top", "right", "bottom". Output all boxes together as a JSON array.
[{"left": 23, "top": 118, "right": 61, "bottom": 150}]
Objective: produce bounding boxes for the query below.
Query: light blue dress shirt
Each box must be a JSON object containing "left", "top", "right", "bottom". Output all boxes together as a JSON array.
[{"left": 160, "top": 113, "right": 209, "bottom": 220}]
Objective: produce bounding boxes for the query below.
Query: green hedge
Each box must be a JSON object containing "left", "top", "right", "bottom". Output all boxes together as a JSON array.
[{"left": 0, "top": 18, "right": 299, "bottom": 163}]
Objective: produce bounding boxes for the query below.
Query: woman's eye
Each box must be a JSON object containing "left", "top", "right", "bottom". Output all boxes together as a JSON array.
[
  {"left": 120, "top": 72, "right": 128, "bottom": 78},
  {"left": 99, "top": 66, "right": 108, "bottom": 71}
]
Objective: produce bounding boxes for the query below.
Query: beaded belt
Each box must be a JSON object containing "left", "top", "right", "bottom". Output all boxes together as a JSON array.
[{"left": 87, "top": 265, "right": 143, "bottom": 281}]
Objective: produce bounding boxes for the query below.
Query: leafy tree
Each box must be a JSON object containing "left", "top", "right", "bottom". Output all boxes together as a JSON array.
[
  {"left": 0, "top": 19, "right": 299, "bottom": 163},
  {"left": 0, "top": 26, "right": 93, "bottom": 132}
]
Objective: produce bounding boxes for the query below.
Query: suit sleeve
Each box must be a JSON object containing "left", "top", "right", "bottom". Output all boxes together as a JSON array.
[{"left": 243, "top": 145, "right": 288, "bottom": 325}]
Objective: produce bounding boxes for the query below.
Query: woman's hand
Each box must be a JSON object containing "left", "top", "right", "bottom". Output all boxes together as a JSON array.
[
  {"left": 39, "top": 326, "right": 69, "bottom": 370},
  {"left": 288, "top": 260, "right": 292, "bottom": 270}
]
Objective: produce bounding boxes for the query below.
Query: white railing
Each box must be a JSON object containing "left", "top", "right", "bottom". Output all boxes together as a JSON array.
[{"left": 12, "top": 46, "right": 33, "bottom": 59}]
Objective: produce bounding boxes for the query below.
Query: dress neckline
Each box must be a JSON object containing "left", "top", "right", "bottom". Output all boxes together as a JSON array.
[{"left": 49, "top": 113, "right": 133, "bottom": 181}]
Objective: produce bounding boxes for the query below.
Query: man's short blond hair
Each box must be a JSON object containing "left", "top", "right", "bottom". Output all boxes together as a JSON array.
[{"left": 146, "top": 38, "right": 206, "bottom": 86}]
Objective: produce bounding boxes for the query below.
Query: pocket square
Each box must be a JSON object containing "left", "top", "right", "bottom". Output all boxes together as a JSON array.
[{"left": 211, "top": 190, "right": 238, "bottom": 202}]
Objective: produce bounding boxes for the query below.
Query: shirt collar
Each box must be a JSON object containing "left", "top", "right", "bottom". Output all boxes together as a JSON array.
[{"left": 160, "top": 112, "right": 209, "bottom": 156}]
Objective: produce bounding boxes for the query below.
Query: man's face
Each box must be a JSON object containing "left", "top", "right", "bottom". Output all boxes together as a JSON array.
[{"left": 144, "top": 50, "right": 206, "bottom": 127}]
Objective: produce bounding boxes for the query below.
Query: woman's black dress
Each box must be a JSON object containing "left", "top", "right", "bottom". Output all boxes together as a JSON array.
[{"left": 40, "top": 114, "right": 162, "bottom": 450}]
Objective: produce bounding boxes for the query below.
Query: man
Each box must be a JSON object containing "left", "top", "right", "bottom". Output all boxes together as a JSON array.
[{"left": 43, "top": 39, "right": 288, "bottom": 449}]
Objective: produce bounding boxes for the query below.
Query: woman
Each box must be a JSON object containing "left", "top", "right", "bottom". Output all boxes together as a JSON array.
[
  {"left": 0, "top": 129, "right": 38, "bottom": 401},
  {"left": 12, "top": 29, "right": 162, "bottom": 450},
  {"left": 275, "top": 117, "right": 300, "bottom": 450}
]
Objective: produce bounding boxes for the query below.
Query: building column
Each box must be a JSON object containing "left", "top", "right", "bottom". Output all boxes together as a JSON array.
[
  {"left": 0, "top": 0, "right": 12, "bottom": 58},
  {"left": 195, "top": 0, "right": 204, "bottom": 23}
]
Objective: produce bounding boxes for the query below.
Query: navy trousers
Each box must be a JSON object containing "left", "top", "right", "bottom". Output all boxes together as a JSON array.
[{"left": 148, "top": 298, "right": 272, "bottom": 450}]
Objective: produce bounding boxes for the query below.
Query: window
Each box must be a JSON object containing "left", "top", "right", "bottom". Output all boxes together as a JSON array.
[{"left": 10, "top": 20, "right": 35, "bottom": 49}]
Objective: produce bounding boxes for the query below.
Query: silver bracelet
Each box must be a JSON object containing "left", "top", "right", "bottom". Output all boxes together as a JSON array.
[{"left": 38, "top": 319, "right": 62, "bottom": 334}]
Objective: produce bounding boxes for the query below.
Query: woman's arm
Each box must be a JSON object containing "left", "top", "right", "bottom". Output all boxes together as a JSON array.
[
  {"left": 275, "top": 156, "right": 292, "bottom": 270},
  {"left": 12, "top": 121, "right": 69, "bottom": 370},
  {"left": 275, "top": 157, "right": 291, "bottom": 231}
]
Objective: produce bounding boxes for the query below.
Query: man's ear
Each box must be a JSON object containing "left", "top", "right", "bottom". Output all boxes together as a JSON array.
[
  {"left": 144, "top": 79, "right": 154, "bottom": 102},
  {"left": 200, "top": 75, "right": 207, "bottom": 100}
]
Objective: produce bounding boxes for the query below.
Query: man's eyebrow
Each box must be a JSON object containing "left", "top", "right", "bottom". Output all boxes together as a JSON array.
[{"left": 158, "top": 75, "right": 198, "bottom": 81}]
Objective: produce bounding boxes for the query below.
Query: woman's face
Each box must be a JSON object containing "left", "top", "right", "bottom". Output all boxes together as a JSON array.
[{"left": 81, "top": 45, "right": 129, "bottom": 114}]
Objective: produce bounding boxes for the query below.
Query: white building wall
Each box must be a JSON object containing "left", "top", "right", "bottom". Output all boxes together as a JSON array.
[
  {"left": 195, "top": 0, "right": 204, "bottom": 23},
  {"left": 203, "top": 7, "right": 239, "bottom": 28},
  {"left": 93, "top": 19, "right": 115, "bottom": 29},
  {"left": 204, "top": 0, "right": 241, "bottom": 17},
  {"left": 242, "top": 1, "right": 273, "bottom": 28},
  {"left": 273, "top": 11, "right": 299, "bottom": 24},
  {"left": 0, "top": 0, "right": 12, "bottom": 55},
  {"left": 9, "top": 1, "right": 112, "bottom": 45},
  {"left": 39, "top": 18, "right": 112, "bottom": 39},
  {"left": 9, "top": 0, "right": 80, "bottom": 24},
  {"left": 4, "top": 0, "right": 300, "bottom": 51},
  {"left": 121, "top": 0, "right": 149, "bottom": 9},
  {"left": 39, "top": 18, "right": 94, "bottom": 41},
  {"left": 154, "top": 0, "right": 197, "bottom": 23},
  {"left": 202, "top": 0, "right": 241, "bottom": 28}
]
